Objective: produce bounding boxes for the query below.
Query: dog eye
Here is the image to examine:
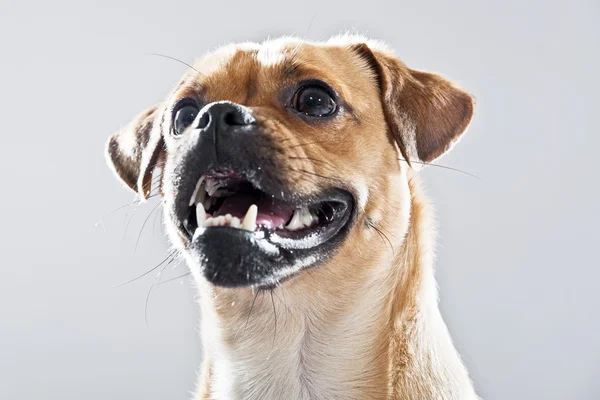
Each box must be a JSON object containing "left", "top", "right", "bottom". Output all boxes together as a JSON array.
[
  {"left": 293, "top": 86, "right": 337, "bottom": 117},
  {"left": 173, "top": 103, "right": 199, "bottom": 136}
]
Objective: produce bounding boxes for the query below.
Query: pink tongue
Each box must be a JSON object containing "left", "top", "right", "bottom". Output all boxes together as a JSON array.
[{"left": 215, "top": 192, "right": 294, "bottom": 229}]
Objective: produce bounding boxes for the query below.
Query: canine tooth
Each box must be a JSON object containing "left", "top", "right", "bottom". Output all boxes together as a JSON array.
[
  {"left": 300, "top": 208, "right": 313, "bottom": 227},
  {"left": 285, "top": 210, "right": 303, "bottom": 231},
  {"left": 195, "top": 189, "right": 207, "bottom": 207},
  {"left": 242, "top": 204, "right": 258, "bottom": 231},
  {"left": 311, "top": 210, "right": 319, "bottom": 223},
  {"left": 189, "top": 177, "right": 205, "bottom": 206},
  {"left": 203, "top": 197, "right": 212, "bottom": 211},
  {"left": 205, "top": 180, "right": 224, "bottom": 196},
  {"left": 213, "top": 188, "right": 233, "bottom": 198},
  {"left": 196, "top": 204, "right": 206, "bottom": 226}
]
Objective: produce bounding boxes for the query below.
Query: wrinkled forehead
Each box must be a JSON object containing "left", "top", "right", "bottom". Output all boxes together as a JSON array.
[{"left": 173, "top": 38, "right": 373, "bottom": 105}]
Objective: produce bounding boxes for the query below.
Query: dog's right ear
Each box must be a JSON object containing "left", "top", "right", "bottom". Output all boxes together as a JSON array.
[{"left": 105, "top": 105, "right": 165, "bottom": 199}]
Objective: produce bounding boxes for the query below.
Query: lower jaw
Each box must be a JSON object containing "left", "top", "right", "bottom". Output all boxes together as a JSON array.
[{"left": 186, "top": 218, "right": 351, "bottom": 288}]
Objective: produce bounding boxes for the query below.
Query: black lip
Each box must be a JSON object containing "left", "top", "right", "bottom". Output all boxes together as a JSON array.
[{"left": 187, "top": 188, "right": 354, "bottom": 288}]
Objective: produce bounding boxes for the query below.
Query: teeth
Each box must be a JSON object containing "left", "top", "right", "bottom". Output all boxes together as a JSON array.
[
  {"left": 285, "top": 207, "right": 319, "bottom": 231},
  {"left": 205, "top": 180, "right": 223, "bottom": 196},
  {"left": 195, "top": 189, "right": 207, "bottom": 207},
  {"left": 196, "top": 203, "right": 206, "bottom": 226},
  {"left": 242, "top": 204, "right": 258, "bottom": 231},
  {"left": 311, "top": 210, "right": 319, "bottom": 221},
  {"left": 189, "top": 176, "right": 206, "bottom": 206},
  {"left": 285, "top": 209, "right": 303, "bottom": 231},
  {"left": 203, "top": 197, "right": 212, "bottom": 211},
  {"left": 193, "top": 204, "right": 257, "bottom": 232},
  {"left": 204, "top": 215, "right": 226, "bottom": 227},
  {"left": 193, "top": 203, "right": 319, "bottom": 234},
  {"left": 300, "top": 209, "right": 313, "bottom": 226},
  {"left": 213, "top": 188, "right": 233, "bottom": 198}
]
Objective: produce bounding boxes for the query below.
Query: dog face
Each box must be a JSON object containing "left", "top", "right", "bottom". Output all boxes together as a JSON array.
[{"left": 106, "top": 37, "right": 474, "bottom": 290}]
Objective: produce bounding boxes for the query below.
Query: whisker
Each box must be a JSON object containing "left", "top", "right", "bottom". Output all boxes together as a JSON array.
[
  {"left": 140, "top": 174, "right": 160, "bottom": 193},
  {"left": 241, "top": 288, "right": 260, "bottom": 339},
  {"left": 368, "top": 222, "right": 395, "bottom": 260},
  {"left": 271, "top": 288, "right": 293, "bottom": 317},
  {"left": 114, "top": 251, "right": 176, "bottom": 288},
  {"left": 152, "top": 201, "right": 163, "bottom": 233},
  {"left": 123, "top": 174, "right": 164, "bottom": 239},
  {"left": 95, "top": 198, "right": 143, "bottom": 227},
  {"left": 140, "top": 171, "right": 164, "bottom": 195},
  {"left": 145, "top": 255, "right": 179, "bottom": 326},
  {"left": 134, "top": 198, "right": 164, "bottom": 254},
  {"left": 147, "top": 53, "right": 199, "bottom": 73},
  {"left": 123, "top": 199, "right": 143, "bottom": 240},
  {"left": 399, "top": 158, "right": 481, "bottom": 181},
  {"left": 305, "top": 12, "right": 316, "bottom": 36},
  {"left": 156, "top": 271, "right": 191, "bottom": 286},
  {"left": 270, "top": 290, "right": 277, "bottom": 348}
]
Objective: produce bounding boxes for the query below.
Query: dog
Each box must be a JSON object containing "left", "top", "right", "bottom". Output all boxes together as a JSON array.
[{"left": 106, "top": 35, "right": 478, "bottom": 400}]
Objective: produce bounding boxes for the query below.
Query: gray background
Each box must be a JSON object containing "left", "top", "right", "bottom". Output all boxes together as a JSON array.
[{"left": 1, "top": 0, "right": 598, "bottom": 399}]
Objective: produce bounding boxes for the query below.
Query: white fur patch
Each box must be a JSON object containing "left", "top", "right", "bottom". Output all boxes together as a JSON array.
[
  {"left": 354, "top": 180, "right": 369, "bottom": 211},
  {"left": 255, "top": 36, "right": 302, "bottom": 67},
  {"left": 326, "top": 32, "right": 390, "bottom": 53}
]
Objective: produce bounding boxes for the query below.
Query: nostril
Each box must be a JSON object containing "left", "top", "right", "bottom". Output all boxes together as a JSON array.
[
  {"left": 224, "top": 110, "right": 249, "bottom": 126},
  {"left": 197, "top": 113, "right": 210, "bottom": 130}
]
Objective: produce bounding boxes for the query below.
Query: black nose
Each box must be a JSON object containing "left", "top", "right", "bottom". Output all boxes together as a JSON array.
[{"left": 197, "top": 101, "right": 256, "bottom": 132}]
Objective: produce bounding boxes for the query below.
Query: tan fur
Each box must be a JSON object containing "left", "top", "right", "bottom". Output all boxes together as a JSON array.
[
  {"left": 193, "top": 170, "right": 477, "bottom": 400},
  {"left": 106, "top": 35, "right": 478, "bottom": 399}
]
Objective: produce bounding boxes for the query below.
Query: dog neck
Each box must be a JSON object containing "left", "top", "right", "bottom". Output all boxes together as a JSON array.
[{"left": 196, "top": 175, "right": 477, "bottom": 400}]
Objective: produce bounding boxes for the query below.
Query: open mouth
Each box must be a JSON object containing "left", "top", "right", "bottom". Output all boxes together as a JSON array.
[
  {"left": 184, "top": 170, "right": 350, "bottom": 243},
  {"left": 180, "top": 169, "right": 354, "bottom": 287}
]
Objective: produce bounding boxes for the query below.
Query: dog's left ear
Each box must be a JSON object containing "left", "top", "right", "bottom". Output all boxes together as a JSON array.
[
  {"left": 105, "top": 105, "right": 165, "bottom": 199},
  {"left": 351, "top": 43, "right": 475, "bottom": 165}
]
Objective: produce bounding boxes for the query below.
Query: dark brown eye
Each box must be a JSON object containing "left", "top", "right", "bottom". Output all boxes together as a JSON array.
[
  {"left": 293, "top": 86, "right": 337, "bottom": 117},
  {"left": 173, "top": 103, "right": 199, "bottom": 136}
]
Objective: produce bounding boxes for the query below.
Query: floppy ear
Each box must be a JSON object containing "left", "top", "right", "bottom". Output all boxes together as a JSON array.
[
  {"left": 352, "top": 43, "right": 475, "bottom": 165},
  {"left": 105, "top": 106, "right": 165, "bottom": 199}
]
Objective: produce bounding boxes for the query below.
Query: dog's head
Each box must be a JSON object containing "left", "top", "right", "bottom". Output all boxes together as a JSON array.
[{"left": 106, "top": 37, "right": 474, "bottom": 289}]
